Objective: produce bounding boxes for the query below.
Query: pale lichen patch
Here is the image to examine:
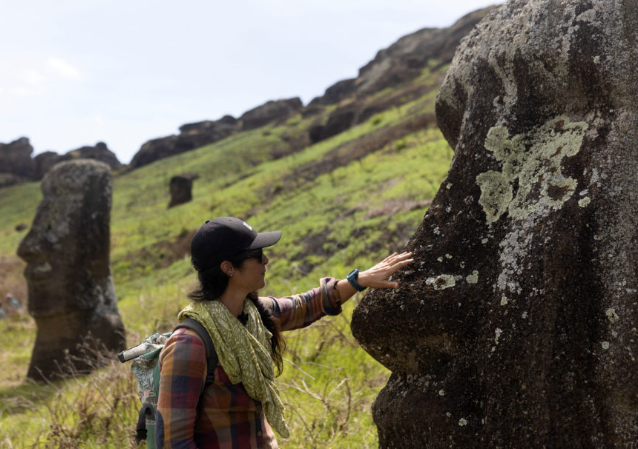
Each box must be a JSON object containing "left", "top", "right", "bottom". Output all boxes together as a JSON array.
[
  {"left": 459, "top": 418, "right": 468, "bottom": 426},
  {"left": 466, "top": 271, "right": 479, "bottom": 284},
  {"left": 606, "top": 308, "right": 619, "bottom": 323},
  {"left": 426, "top": 275, "right": 458, "bottom": 290},
  {"left": 476, "top": 116, "right": 588, "bottom": 222},
  {"left": 500, "top": 296, "right": 509, "bottom": 305},
  {"left": 476, "top": 171, "right": 512, "bottom": 222},
  {"left": 579, "top": 197, "right": 591, "bottom": 207},
  {"left": 602, "top": 341, "right": 610, "bottom": 350}
]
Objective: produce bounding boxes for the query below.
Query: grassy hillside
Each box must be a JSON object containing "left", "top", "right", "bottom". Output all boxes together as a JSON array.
[{"left": 0, "top": 62, "right": 453, "bottom": 448}]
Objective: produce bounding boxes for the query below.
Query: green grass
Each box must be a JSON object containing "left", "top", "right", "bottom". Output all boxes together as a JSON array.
[{"left": 0, "top": 64, "right": 454, "bottom": 448}]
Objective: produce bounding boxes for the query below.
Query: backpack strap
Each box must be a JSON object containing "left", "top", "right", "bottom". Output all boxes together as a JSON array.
[
  {"left": 174, "top": 318, "right": 218, "bottom": 387},
  {"left": 135, "top": 403, "right": 154, "bottom": 444}
]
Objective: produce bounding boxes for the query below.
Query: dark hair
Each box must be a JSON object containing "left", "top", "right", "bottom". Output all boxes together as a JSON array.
[{"left": 188, "top": 252, "right": 286, "bottom": 375}]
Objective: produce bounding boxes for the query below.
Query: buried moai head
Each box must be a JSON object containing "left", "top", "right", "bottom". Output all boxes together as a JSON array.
[
  {"left": 352, "top": 1, "right": 638, "bottom": 447},
  {"left": 168, "top": 173, "right": 198, "bottom": 209},
  {"left": 18, "top": 160, "right": 125, "bottom": 381}
]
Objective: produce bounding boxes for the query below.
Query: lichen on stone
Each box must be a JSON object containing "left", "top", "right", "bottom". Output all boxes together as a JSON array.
[
  {"left": 466, "top": 270, "right": 479, "bottom": 284},
  {"left": 476, "top": 116, "right": 589, "bottom": 222},
  {"left": 579, "top": 197, "right": 591, "bottom": 207},
  {"left": 605, "top": 308, "right": 619, "bottom": 323},
  {"left": 426, "top": 274, "right": 458, "bottom": 290}
]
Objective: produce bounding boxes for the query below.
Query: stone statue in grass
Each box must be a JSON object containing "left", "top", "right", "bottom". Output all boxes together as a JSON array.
[
  {"left": 352, "top": 0, "right": 638, "bottom": 446},
  {"left": 18, "top": 160, "right": 125, "bottom": 381}
]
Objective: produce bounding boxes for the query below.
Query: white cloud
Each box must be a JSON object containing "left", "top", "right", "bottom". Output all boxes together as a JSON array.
[{"left": 47, "top": 57, "right": 83, "bottom": 81}]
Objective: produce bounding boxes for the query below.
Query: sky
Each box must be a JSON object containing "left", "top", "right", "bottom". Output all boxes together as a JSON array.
[{"left": 1, "top": 0, "right": 503, "bottom": 164}]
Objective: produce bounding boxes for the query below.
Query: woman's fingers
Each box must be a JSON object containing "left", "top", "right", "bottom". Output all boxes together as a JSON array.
[{"left": 359, "top": 252, "right": 414, "bottom": 289}]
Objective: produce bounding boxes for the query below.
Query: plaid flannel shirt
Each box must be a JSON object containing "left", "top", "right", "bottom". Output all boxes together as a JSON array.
[{"left": 156, "top": 277, "right": 343, "bottom": 449}]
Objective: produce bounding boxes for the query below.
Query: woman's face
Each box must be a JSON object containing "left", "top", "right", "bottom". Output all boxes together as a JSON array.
[{"left": 231, "top": 250, "right": 269, "bottom": 292}]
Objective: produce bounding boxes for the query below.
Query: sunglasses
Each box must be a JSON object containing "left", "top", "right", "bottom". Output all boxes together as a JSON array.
[{"left": 233, "top": 248, "right": 264, "bottom": 263}]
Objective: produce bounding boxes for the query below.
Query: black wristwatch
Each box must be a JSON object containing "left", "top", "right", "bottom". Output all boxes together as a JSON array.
[{"left": 346, "top": 269, "right": 367, "bottom": 292}]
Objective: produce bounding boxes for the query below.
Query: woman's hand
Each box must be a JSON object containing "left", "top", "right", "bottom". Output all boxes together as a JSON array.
[{"left": 358, "top": 252, "right": 414, "bottom": 289}]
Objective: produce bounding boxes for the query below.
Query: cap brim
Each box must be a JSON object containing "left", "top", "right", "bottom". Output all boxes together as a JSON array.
[{"left": 250, "top": 231, "right": 282, "bottom": 249}]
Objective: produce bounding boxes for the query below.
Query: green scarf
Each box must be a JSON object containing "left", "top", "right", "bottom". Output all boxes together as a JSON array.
[{"left": 177, "top": 299, "right": 290, "bottom": 438}]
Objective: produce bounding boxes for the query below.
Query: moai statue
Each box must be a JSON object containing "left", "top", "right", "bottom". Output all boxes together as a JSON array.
[
  {"left": 18, "top": 160, "right": 125, "bottom": 381},
  {"left": 352, "top": 0, "right": 638, "bottom": 447},
  {"left": 168, "top": 173, "right": 198, "bottom": 208}
]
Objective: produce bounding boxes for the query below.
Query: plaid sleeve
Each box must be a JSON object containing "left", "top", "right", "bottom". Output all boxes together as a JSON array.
[
  {"left": 156, "top": 329, "right": 206, "bottom": 449},
  {"left": 260, "top": 277, "right": 343, "bottom": 331}
]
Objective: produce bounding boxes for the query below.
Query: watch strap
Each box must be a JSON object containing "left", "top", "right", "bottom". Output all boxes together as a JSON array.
[{"left": 347, "top": 269, "right": 366, "bottom": 292}]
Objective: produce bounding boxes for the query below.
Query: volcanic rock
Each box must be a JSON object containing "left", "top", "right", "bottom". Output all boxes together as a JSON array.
[
  {"left": 33, "top": 151, "right": 71, "bottom": 180},
  {"left": 168, "top": 173, "right": 199, "bottom": 208},
  {"left": 239, "top": 98, "right": 303, "bottom": 131},
  {"left": 129, "top": 116, "right": 239, "bottom": 170},
  {"left": 17, "top": 160, "right": 125, "bottom": 381},
  {"left": 67, "top": 142, "right": 122, "bottom": 170},
  {"left": 0, "top": 137, "right": 34, "bottom": 179},
  {"left": 308, "top": 79, "right": 357, "bottom": 107},
  {"left": 352, "top": 1, "right": 638, "bottom": 447}
]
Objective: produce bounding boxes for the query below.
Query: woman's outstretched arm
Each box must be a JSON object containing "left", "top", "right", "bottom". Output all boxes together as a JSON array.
[{"left": 335, "top": 251, "right": 414, "bottom": 303}]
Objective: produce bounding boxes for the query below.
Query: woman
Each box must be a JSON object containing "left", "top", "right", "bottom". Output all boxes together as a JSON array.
[{"left": 156, "top": 217, "right": 413, "bottom": 448}]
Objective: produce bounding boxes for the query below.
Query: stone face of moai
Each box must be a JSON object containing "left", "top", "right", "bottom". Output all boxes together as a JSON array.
[
  {"left": 168, "top": 173, "right": 197, "bottom": 209},
  {"left": 18, "top": 160, "right": 125, "bottom": 381},
  {"left": 352, "top": 1, "right": 638, "bottom": 447}
]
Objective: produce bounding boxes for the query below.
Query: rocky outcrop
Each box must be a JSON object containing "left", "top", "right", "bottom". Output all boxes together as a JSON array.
[
  {"left": 0, "top": 137, "right": 34, "bottom": 180},
  {"left": 239, "top": 98, "right": 303, "bottom": 131},
  {"left": 67, "top": 142, "right": 121, "bottom": 170},
  {"left": 308, "top": 79, "right": 357, "bottom": 107},
  {"left": 129, "top": 116, "right": 238, "bottom": 170},
  {"left": 33, "top": 151, "right": 71, "bottom": 180},
  {"left": 129, "top": 135, "right": 180, "bottom": 170},
  {"left": 0, "top": 139, "right": 121, "bottom": 184},
  {"left": 309, "top": 7, "right": 495, "bottom": 107},
  {"left": 17, "top": 160, "right": 125, "bottom": 381},
  {"left": 352, "top": 1, "right": 638, "bottom": 447},
  {"left": 305, "top": 8, "right": 495, "bottom": 144},
  {"left": 168, "top": 173, "right": 199, "bottom": 208},
  {"left": 309, "top": 103, "right": 358, "bottom": 143}
]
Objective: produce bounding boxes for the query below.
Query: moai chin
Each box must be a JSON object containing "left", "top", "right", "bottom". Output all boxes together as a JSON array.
[
  {"left": 18, "top": 160, "right": 125, "bottom": 381},
  {"left": 352, "top": 1, "right": 638, "bottom": 447}
]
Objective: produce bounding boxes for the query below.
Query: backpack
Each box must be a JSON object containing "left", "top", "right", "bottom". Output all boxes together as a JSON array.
[{"left": 117, "top": 318, "right": 218, "bottom": 448}]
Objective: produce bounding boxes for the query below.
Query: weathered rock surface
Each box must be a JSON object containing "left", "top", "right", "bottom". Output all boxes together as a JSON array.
[
  {"left": 33, "top": 151, "right": 71, "bottom": 180},
  {"left": 352, "top": 1, "right": 638, "bottom": 447},
  {"left": 306, "top": 7, "right": 496, "bottom": 144},
  {"left": 239, "top": 98, "right": 303, "bottom": 131},
  {"left": 168, "top": 172, "right": 198, "bottom": 208},
  {"left": 17, "top": 160, "right": 125, "bottom": 381},
  {"left": 0, "top": 137, "right": 34, "bottom": 180},
  {"left": 129, "top": 116, "right": 238, "bottom": 170},
  {"left": 309, "top": 7, "right": 495, "bottom": 107},
  {"left": 1, "top": 140, "right": 121, "bottom": 182},
  {"left": 67, "top": 142, "right": 122, "bottom": 170}
]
